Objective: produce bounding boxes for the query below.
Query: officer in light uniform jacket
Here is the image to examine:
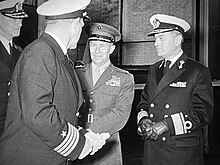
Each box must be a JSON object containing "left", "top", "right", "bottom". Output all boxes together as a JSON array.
[
  {"left": 0, "top": 0, "right": 110, "bottom": 165},
  {"left": 75, "top": 23, "right": 135, "bottom": 165},
  {"left": 136, "top": 14, "right": 214, "bottom": 165},
  {"left": 0, "top": 0, "right": 28, "bottom": 137}
]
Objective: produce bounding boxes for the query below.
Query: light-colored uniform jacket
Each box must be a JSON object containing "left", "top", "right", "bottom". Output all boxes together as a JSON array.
[{"left": 75, "top": 63, "right": 134, "bottom": 165}]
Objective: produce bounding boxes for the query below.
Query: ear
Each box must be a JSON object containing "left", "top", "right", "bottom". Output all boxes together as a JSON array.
[
  {"left": 175, "top": 35, "right": 182, "bottom": 46},
  {"left": 109, "top": 44, "right": 116, "bottom": 54}
]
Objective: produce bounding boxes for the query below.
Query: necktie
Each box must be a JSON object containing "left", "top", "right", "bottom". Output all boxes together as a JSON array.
[
  {"left": 163, "top": 60, "right": 171, "bottom": 75},
  {"left": 93, "top": 67, "right": 101, "bottom": 86}
]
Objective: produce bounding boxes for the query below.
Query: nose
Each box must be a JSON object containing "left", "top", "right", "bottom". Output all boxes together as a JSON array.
[
  {"left": 95, "top": 46, "right": 100, "bottom": 53},
  {"left": 154, "top": 38, "right": 159, "bottom": 46}
]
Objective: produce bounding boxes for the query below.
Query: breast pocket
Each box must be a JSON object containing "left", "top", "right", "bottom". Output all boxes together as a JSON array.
[{"left": 98, "top": 87, "right": 120, "bottom": 107}]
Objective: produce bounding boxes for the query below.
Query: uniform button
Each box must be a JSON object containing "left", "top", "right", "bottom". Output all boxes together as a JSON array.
[
  {"left": 185, "top": 114, "right": 188, "bottom": 118},
  {"left": 76, "top": 112, "right": 80, "bottom": 117},
  {"left": 7, "top": 92, "right": 10, "bottom": 96},
  {"left": 89, "top": 99, "right": 93, "bottom": 103},
  {"left": 89, "top": 108, "right": 92, "bottom": 111},
  {"left": 8, "top": 81, "right": 11, "bottom": 85},
  {"left": 150, "top": 103, "right": 155, "bottom": 108},
  {"left": 162, "top": 137, "right": 166, "bottom": 141},
  {"left": 164, "top": 115, "right": 168, "bottom": 118},
  {"left": 83, "top": 99, "right": 85, "bottom": 103},
  {"left": 149, "top": 114, "right": 154, "bottom": 118},
  {"left": 90, "top": 91, "right": 95, "bottom": 95},
  {"left": 165, "top": 104, "right": 170, "bottom": 109}
]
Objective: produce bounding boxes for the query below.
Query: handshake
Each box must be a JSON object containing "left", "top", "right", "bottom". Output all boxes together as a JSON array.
[
  {"left": 78, "top": 129, "right": 110, "bottom": 159},
  {"left": 137, "top": 117, "right": 169, "bottom": 141}
]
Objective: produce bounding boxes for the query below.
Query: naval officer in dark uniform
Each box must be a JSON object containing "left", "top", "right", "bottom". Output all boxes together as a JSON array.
[
  {"left": 0, "top": 0, "right": 110, "bottom": 164},
  {"left": 75, "top": 23, "right": 135, "bottom": 165},
  {"left": 0, "top": 0, "right": 28, "bottom": 136},
  {"left": 137, "top": 14, "right": 214, "bottom": 165}
]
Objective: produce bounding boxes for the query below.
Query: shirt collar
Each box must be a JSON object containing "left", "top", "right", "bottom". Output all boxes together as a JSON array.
[
  {"left": 45, "top": 31, "right": 67, "bottom": 55},
  {"left": 91, "top": 60, "right": 111, "bottom": 72},
  {"left": 0, "top": 35, "right": 12, "bottom": 54},
  {"left": 165, "top": 49, "right": 183, "bottom": 68}
]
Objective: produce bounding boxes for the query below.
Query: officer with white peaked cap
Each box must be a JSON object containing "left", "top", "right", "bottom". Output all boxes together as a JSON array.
[
  {"left": 0, "top": 0, "right": 28, "bottom": 137},
  {"left": 0, "top": 0, "right": 28, "bottom": 19},
  {"left": 137, "top": 13, "right": 213, "bottom": 165},
  {"left": 148, "top": 14, "right": 190, "bottom": 36},
  {"left": 0, "top": 0, "right": 111, "bottom": 165},
  {"left": 37, "top": 0, "right": 90, "bottom": 20}
]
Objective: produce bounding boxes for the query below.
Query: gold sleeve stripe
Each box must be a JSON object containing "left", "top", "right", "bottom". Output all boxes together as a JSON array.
[
  {"left": 54, "top": 122, "right": 79, "bottom": 157},
  {"left": 137, "top": 110, "right": 149, "bottom": 124},
  {"left": 171, "top": 112, "right": 187, "bottom": 135},
  {"left": 63, "top": 127, "right": 79, "bottom": 157}
]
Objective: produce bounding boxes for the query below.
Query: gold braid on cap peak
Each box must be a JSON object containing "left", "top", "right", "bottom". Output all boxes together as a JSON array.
[{"left": 0, "top": 2, "right": 28, "bottom": 19}]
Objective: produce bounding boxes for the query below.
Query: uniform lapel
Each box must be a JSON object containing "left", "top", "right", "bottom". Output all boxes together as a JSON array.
[
  {"left": 153, "top": 54, "right": 187, "bottom": 99},
  {"left": 93, "top": 63, "right": 113, "bottom": 89},
  {"left": 0, "top": 41, "right": 13, "bottom": 70},
  {"left": 10, "top": 43, "right": 21, "bottom": 69},
  {"left": 82, "top": 64, "right": 93, "bottom": 89},
  {"left": 42, "top": 33, "right": 84, "bottom": 109}
]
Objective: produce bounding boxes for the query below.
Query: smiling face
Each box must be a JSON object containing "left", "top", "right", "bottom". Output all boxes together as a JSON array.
[
  {"left": 0, "top": 14, "right": 22, "bottom": 40},
  {"left": 89, "top": 40, "right": 115, "bottom": 66},
  {"left": 154, "top": 31, "right": 182, "bottom": 59}
]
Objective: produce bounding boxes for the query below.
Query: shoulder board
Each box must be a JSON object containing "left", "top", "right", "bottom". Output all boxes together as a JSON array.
[{"left": 114, "top": 67, "right": 130, "bottom": 74}]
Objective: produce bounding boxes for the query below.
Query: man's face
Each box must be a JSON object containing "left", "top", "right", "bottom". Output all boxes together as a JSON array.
[
  {"left": 154, "top": 31, "right": 179, "bottom": 59},
  {"left": 89, "top": 40, "right": 115, "bottom": 66},
  {"left": 0, "top": 14, "right": 22, "bottom": 40}
]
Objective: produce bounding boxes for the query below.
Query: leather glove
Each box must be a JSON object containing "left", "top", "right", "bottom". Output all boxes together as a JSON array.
[
  {"left": 149, "top": 120, "right": 169, "bottom": 140},
  {"left": 137, "top": 117, "right": 153, "bottom": 140}
]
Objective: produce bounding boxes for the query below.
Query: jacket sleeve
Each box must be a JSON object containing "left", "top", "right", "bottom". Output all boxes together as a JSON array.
[
  {"left": 17, "top": 42, "right": 85, "bottom": 160},
  {"left": 166, "top": 66, "right": 214, "bottom": 136},
  {"left": 136, "top": 68, "right": 151, "bottom": 123},
  {"left": 89, "top": 73, "right": 135, "bottom": 135}
]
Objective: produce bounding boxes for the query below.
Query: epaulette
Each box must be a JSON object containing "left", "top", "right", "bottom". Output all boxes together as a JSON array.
[{"left": 114, "top": 67, "right": 130, "bottom": 74}]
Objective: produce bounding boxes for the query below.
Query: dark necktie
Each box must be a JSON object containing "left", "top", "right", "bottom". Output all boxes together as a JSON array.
[{"left": 163, "top": 60, "right": 171, "bottom": 75}]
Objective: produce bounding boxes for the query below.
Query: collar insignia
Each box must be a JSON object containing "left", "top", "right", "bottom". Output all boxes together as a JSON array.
[{"left": 178, "top": 60, "right": 185, "bottom": 69}]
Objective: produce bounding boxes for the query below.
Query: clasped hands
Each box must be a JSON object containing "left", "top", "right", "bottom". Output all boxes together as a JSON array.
[
  {"left": 78, "top": 129, "right": 110, "bottom": 159},
  {"left": 137, "top": 117, "right": 169, "bottom": 140}
]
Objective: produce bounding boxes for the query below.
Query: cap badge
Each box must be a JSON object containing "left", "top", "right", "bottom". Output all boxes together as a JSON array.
[
  {"left": 15, "top": 2, "right": 22, "bottom": 12},
  {"left": 97, "top": 25, "right": 102, "bottom": 30},
  {"left": 153, "top": 18, "right": 160, "bottom": 29}
]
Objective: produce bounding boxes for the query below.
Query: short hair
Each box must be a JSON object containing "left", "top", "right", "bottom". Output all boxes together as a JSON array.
[{"left": 172, "top": 30, "right": 184, "bottom": 43}]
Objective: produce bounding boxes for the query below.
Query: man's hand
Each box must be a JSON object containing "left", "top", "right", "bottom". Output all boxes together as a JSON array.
[
  {"left": 137, "top": 117, "right": 153, "bottom": 140},
  {"left": 78, "top": 131, "right": 110, "bottom": 159},
  {"left": 85, "top": 131, "right": 110, "bottom": 155},
  {"left": 78, "top": 135, "right": 93, "bottom": 159},
  {"left": 149, "top": 120, "right": 169, "bottom": 140}
]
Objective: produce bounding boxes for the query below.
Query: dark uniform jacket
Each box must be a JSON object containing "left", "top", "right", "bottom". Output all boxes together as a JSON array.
[
  {"left": 0, "top": 41, "right": 21, "bottom": 136},
  {"left": 0, "top": 33, "right": 86, "bottom": 165},
  {"left": 75, "top": 63, "right": 134, "bottom": 165},
  {"left": 137, "top": 53, "right": 214, "bottom": 165}
]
